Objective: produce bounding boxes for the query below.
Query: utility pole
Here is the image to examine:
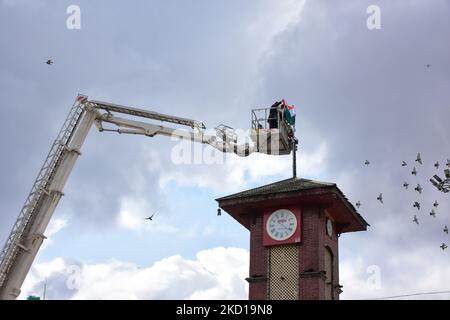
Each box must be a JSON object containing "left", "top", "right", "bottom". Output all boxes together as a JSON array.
[{"left": 43, "top": 279, "right": 46, "bottom": 300}]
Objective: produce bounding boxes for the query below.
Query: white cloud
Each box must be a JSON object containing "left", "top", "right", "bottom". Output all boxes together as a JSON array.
[
  {"left": 20, "top": 247, "right": 249, "bottom": 300},
  {"left": 188, "top": 247, "right": 248, "bottom": 300},
  {"left": 19, "top": 257, "right": 68, "bottom": 299},
  {"left": 340, "top": 249, "right": 450, "bottom": 300},
  {"left": 114, "top": 156, "right": 179, "bottom": 233},
  {"left": 40, "top": 217, "right": 68, "bottom": 250},
  {"left": 117, "top": 195, "right": 178, "bottom": 233},
  {"left": 297, "top": 142, "right": 328, "bottom": 178},
  {"left": 158, "top": 141, "right": 328, "bottom": 194},
  {"left": 46, "top": 218, "right": 68, "bottom": 237},
  {"left": 246, "top": 0, "right": 306, "bottom": 50},
  {"left": 201, "top": 225, "right": 217, "bottom": 237},
  {"left": 21, "top": 243, "right": 450, "bottom": 300}
]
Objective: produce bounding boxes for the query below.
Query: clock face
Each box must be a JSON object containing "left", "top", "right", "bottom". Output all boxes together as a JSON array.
[
  {"left": 326, "top": 218, "right": 333, "bottom": 237},
  {"left": 266, "top": 209, "right": 297, "bottom": 241}
]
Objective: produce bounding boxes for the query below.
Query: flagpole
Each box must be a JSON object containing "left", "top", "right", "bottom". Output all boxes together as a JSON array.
[
  {"left": 282, "top": 100, "right": 297, "bottom": 178},
  {"left": 292, "top": 119, "right": 298, "bottom": 178},
  {"left": 292, "top": 137, "right": 298, "bottom": 178}
]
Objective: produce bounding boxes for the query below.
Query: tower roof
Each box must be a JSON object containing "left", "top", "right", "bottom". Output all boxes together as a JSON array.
[
  {"left": 216, "top": 178, "right": 335, "bottom": 201},
  {"left": 216, "top": 177, "right": 369, "bottom": 233}
]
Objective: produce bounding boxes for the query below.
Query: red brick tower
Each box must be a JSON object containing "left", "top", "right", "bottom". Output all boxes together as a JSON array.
[{"left": 216, "top": 178, "right": 368, "bottom": 300}]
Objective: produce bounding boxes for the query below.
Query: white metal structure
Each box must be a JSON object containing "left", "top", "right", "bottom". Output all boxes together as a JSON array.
[
  {"left": 430, "top": 169, "right": 450, "bottom": 193},
  {"left": 0, "top": 95, "right": 295, "bottom": 299}
]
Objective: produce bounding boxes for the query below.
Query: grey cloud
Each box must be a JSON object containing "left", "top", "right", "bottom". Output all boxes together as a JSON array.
[
  {"left": 0, "top": 0, "right": 301, "bottom": 243},
  {"left": 1, "top": 0, "right": 450, "bottom": 298}
]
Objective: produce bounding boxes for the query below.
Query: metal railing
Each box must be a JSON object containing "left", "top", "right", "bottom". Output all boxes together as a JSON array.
[{"left": 251, "top": 107, "right": 286, "bottom": 131}]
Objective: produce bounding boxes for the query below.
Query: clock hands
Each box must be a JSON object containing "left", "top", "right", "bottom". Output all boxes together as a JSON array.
[
  {"left": 275, "top": 219, "right": 292, "bottom": 231},
  {"left": 267, "top": 209, "right": 297, "bottom": 241}
]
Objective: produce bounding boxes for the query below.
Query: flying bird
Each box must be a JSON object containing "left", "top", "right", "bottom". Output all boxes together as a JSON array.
[
  {"left": 46, "top": 59, "right": 53, "bottom": 65},
  {"left": 444, "top": 169, "right": 450, "bottom": 183},
  {"left": 434, "top": 161, "right": 440, "bottom": 169},
  {"left": 356, "top": 201, "right": 361, "bottom": 209},
  {"left": 413, "top": 215, "right": 419, "bottom": 225},
  {"left": 440, "top": 243, "right": 448, "bottom": 251},
  {"left": 416, "top": 153, "right": 422, "bottom": 165},
  {"left": 401, "top": 161, "right": 407, "bottom": 167},
  {"left": 411, "top": 167, "right": 417, "bottom": 176},
  {"left": 434, "top": 200, "right": 439, "bottom": 208},
  {"left": 425, "top": 64, "right": 431, "bottom": 68},
  {"left": 429, "top": 209, "right": 436, "bottom": 218},
  {"left": 414, "top": 184, "right": 422, "bottom": 194},
  {"left": 217, "top": 208, "right": 222, "bottom": 216},
  {"left": 403, "top": 182, "right": 409, "bottom": 190},
  {"left": 413, "top": 201, "right": 420, "bottom": 210},
  {"left": 377, "top": 193, "right": 383, "bottom": 204},
  {"left": 144, "top": 214, "right": 154, "bottom": 221},
  {"left": 444, "top": 225, "right": 448, "bottom": 234},
  {"left": 364, "top": 160, "right": 370, "bottom": 166}
]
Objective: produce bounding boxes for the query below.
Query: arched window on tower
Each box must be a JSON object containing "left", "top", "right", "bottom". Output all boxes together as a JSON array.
[{"left": 324, "top": 246, "right": 334, "bottom": 300}]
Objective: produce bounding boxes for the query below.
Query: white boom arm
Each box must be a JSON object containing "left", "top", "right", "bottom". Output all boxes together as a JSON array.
[
  {"left": 91, "top": 100, "right": 254, "bottom": 156},
  {"left": 0, "top": 96, "right": 293, "bottom": 299},
  {"left": 0, "top": 99, "right": 97, "bottom": 299}
]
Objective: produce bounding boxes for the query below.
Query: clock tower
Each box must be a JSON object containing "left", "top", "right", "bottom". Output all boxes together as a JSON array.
[{"left": 216, "top": 177, "right": 368, "bottom": 300}]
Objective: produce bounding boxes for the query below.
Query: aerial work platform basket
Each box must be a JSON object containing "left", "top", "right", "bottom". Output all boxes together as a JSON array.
[{"left": 251, "top": 104, "right": 295, "bottom": 155}]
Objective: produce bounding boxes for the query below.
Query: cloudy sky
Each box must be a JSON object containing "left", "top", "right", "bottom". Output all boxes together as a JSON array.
[{"left": 1, "top": 0, "right": 450, "bottom": 300}]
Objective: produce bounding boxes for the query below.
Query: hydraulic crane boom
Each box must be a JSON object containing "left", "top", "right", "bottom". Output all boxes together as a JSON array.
[
  {"left": 0, "top": 95, "right": 295, "bottom": 299},
  {"left": 0, "top": 96, "right": 96, "bottom": 299},
  {"left": 91, "top": 100, "right": 250, "bottom": 155}
]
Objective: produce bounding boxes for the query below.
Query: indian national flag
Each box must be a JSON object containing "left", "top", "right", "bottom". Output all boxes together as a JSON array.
[{"left": 282, "top": 99, "right": 296, "bottom": 125}]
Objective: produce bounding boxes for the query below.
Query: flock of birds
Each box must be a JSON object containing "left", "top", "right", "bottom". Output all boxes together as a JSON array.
[{"left": 360, "top": 153, "right": 449, "bottom": 251}]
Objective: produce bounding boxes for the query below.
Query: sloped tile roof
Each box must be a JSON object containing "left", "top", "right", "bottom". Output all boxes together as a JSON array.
[{"left": 216, "top": 178, "right": 335, "bottom": 201}]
